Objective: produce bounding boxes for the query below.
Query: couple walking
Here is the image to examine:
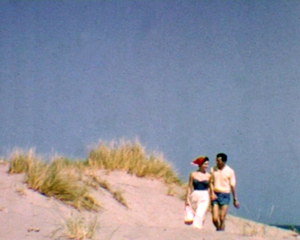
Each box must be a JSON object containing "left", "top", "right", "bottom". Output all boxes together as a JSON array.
[{"left": 185, "top": 153, "right": 240, "bottom": 231}]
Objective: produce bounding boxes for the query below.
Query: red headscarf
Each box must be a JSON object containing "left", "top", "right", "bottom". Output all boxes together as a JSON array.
[{"left": 191, "top": 156, "right": 208, "bottom": 166}]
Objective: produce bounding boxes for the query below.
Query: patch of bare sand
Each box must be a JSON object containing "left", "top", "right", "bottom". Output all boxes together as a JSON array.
[{"left": 0, "top": 164, "right": 298, "bottom": 240}]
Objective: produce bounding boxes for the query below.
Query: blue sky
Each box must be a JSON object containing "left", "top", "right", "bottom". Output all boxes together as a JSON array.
[{"left": 1, "top": 0, "right": 300, "bottom": 225}]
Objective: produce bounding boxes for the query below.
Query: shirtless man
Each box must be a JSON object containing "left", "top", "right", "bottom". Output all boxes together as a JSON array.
[{"left": 209, "top": 153, "right": 240, "bottom": 231}]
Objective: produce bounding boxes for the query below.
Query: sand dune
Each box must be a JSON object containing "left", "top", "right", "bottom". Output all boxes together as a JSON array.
[{"left": 0, "top": 163, "right": 297, "bottom": 240}]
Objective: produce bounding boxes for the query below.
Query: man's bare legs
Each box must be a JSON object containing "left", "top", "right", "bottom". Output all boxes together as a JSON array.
[
  {"left": 219, "top": 205, "right": 228, "bottom": 230},
  {"left": 211, "top": 204, "right": 228, "bottom": 231},
  {"left": 211, "top": 204, "right": 220, "bottom": 230}
]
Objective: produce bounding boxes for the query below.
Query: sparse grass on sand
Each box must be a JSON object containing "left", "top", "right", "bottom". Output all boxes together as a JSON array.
[
  {"left": 87, "top": 139, "right": 182, "bottom": 185},
  {"left": 7, "top": 149, "right": 99, "bottom": 211},
  {"left": 51, "top": 212, "right": 99, "bottom": 240},
  {"left": 86, "top": 174, "right": 129, "bottom": 207},
  {"left": 7, "top": 139, "right": 182, "bottom": 211}
]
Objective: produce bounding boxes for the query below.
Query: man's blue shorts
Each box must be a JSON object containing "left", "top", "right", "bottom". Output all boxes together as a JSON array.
[{"left": 211, "top": 192, "right": 231, "bottom": 206}]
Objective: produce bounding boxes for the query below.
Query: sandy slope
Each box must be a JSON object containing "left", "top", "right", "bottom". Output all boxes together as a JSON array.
[{"left": 0, "top": 163, "right": 298, "bottom": 240}]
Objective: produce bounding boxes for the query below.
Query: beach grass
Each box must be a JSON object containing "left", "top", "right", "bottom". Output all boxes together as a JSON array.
[
  {"left": 87, "top": 139, "right": 182, "bottom": 185},
  {"left": 8, "top": 148, "right": 33, "bottom": 174},
  {"left": 7, "top": 149, "right": 100, "bottom": 211},
  {"left": 83, "top": 173, "right": 129, "bottom": 207},
  {"left": 51, "top": 213, "right": 99, "bottom": 240},
  {"left": 6, "top": 139, "right": 182, "bottom": 211}
]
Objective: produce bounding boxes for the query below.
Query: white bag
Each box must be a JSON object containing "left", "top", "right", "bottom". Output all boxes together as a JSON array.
[{"left": 184, "top": 205, "right": 194, "bottom": 224}]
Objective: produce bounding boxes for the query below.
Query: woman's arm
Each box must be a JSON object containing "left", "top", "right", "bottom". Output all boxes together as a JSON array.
[
  {"left": 207, "top": 173, "right": 212, "bottom": 197},
  {"left": 185, "top": 173, "right": 193, "bottom": 205}
]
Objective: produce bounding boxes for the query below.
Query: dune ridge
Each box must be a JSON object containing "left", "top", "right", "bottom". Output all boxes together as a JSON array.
[{"left": 0, "top": 162, "right": 298, "bottom": 240}]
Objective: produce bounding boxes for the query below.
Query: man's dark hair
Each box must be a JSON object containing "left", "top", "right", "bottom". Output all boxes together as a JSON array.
[{"left": 216, "top": 153, "right": 227, "bottom": 163}]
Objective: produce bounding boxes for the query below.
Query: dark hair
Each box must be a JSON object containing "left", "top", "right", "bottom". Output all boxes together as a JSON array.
[{"left": 216, "top": 153, "right": 227, "bottom": 163}]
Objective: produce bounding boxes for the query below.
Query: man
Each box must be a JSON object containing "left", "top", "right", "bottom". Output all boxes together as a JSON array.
[{"left": 209, "top": 153, "right": 240, "bottom": 231}]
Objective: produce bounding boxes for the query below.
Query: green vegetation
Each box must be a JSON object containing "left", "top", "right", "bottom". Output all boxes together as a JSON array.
[{"left": 7, "top": 139, "right": 182, "bottom": 211}]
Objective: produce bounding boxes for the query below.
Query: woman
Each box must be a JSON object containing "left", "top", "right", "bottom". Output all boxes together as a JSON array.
[{"left": 185, "top": 156, "right": 211, "bottom": 230}]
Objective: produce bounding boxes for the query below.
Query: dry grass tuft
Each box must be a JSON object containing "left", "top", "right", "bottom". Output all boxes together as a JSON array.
[
  {"left": 93, "top": 177, "right": 112, "bottom": 192},
  {"left": 8, "top": 148, "right": 35, "bottom": 174},
  {"left": 52, "top": 212, "right": 99, "bottom": 240},
  {"left": 242, "top": 221, "right": 267, "bottom": 237},
  {"left": 87, "top": 139, "right": 182, "bottom": 185},
  {"left": 229, "top": 217, "right": 267, "bottom": 237},
  {"left": 88, "top": 174, "right": 128, "bottom": 207},
  {"left": 7, "top": 139, "right": 183, "bottom": 211},
  {"left": 111, "top": 189, "right": 128, "bottom": 208},
  {"left": 15, "top": 184, "right": 27, "bottom": 196},
  {"left": 166, "top": 185, "right": 175, "bottom": 196},
  {"left": 7, "top": 149, "right": 100, "bottom": 211}
]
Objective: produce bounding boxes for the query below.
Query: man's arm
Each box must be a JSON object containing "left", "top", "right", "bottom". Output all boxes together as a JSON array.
[
  {"left": 230, "top": 185, "right": 240, "bottom": 209},
  {"left": 230, "top": 170, "right": 240, "bottom": 209},
  {"left": 209, "top": 170, "right": 217, "bottom": 200}
]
